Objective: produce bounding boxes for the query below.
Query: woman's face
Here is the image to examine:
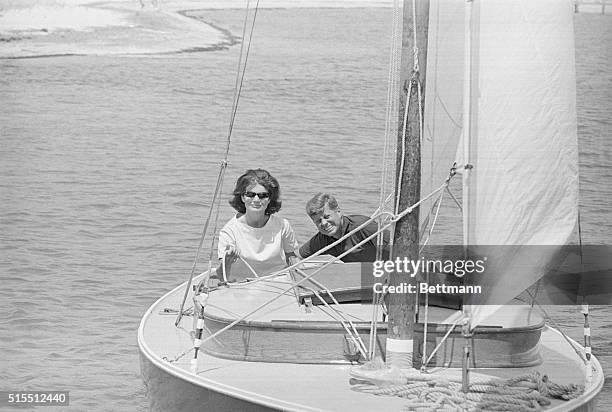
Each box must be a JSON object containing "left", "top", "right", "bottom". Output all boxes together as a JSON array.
[{"left": 241, "top": 183, "right": 270, "bottom": 215}]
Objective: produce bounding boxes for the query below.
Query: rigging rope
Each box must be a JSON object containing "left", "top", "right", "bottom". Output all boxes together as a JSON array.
[
  {"left": 233, "top": 177, "right": 448, "bottom": 289},
  {"left": 173, "top": 181, "right": 452, "bottom": 365},
  {"left": 294, "top": 267, "right": 370, "bottom": 355},
  {"left": 175, "top": 0, "right": 261, "bottom": 326},
  {"left": 372, "top": 0, "right": 403, "bottom": 362},
  {"left": 297, "top": 281, "right": 369, "bottom": 359}
]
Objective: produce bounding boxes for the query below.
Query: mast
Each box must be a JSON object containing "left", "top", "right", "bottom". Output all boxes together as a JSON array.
[{"left": 386, "top": 0, "right": 429, "bottom": 369}]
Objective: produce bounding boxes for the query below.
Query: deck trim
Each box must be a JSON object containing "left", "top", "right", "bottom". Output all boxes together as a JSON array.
[{"left": 545, "top": 325, "right": 605, "bottom": 411}]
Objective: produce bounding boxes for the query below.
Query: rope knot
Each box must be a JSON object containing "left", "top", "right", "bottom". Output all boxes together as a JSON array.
[
  {"left": 445, "top": 164, "right": 458, "bottom": 185},
  {"left": 535, "top": 373, "right": 549, "bottom": 396}
]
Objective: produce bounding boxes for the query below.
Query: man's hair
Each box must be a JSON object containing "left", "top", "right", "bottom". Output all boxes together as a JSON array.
[{"left": 305, "top": 193, "right": 339, "bottom": 217}]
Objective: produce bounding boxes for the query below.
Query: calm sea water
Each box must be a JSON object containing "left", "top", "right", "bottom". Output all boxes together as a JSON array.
[{"left": 1, "top": 8, "right": 610, "bottom": 411}]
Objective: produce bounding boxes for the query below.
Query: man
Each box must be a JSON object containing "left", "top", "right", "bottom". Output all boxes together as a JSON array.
[{"left": 298, "top": 193, "right": 388, "bottom": 262}]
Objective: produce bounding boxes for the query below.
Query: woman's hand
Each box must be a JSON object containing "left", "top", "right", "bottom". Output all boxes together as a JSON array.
[
  {"left": 223, "top": 244, "right": 240, "bottom": 263},
  {"left": 286, "top": 251, "right": 299, "bottom": 268},
  {"left": 217, "top": 244, "right": 240, "bottom": 280}
]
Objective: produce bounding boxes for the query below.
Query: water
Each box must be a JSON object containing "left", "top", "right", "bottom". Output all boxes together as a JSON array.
[{"left": 1, "top": 7, "right": 611, "bottom": 411}]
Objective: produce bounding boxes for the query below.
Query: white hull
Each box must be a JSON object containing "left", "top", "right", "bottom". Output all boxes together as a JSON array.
[{"left": 138, "top": 274, "right": 604, "bottom": 411}]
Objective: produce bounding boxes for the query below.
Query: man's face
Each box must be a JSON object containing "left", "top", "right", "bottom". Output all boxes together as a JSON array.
[{"left": 310, "top": 204, "right": 343, "bottom": 238}]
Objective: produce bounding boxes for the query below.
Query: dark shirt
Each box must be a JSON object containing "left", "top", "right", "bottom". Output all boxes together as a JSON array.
[{"left": 299, "top": 215, "right": 389, "bottom": 262}]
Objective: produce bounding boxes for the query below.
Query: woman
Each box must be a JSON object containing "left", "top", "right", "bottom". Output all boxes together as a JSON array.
[{"left": 216, "top": 169, "right": 298, "bottom": 281}]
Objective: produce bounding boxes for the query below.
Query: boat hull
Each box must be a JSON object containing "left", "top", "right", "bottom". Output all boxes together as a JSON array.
[
  {"left": 138, "top": 272, "right": 604, "bottom": 411},
  {"left": 139, "top": 332, "right": 602, "bottom": 412},
  {"left": 139, "top": 349, "right": 274, "bottom": 412}
]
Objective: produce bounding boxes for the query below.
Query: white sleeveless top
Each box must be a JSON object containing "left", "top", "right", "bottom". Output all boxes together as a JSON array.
[{"left": 217, "top": 214, "right": 298, "bottom": 278}]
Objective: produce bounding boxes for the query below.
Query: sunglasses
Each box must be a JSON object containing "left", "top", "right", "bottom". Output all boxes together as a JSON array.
[{"left": 243, "top": 191, "right": 270, "bottom": 199}]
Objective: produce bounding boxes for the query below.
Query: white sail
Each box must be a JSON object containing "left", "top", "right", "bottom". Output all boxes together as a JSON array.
[
  {"left": 423, "top": 0, "right": 579, "bottom": 327},
  {"left": 421, "top": 0, "right": 464, "bottom": 244}
]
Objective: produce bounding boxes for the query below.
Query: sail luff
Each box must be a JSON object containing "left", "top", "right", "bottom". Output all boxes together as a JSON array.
[
  {"left": 462, "top": 0, "right": 473, "bottom": 249},
  {"left": 462, "top": 0, "right": 474, "bottom": 326}
]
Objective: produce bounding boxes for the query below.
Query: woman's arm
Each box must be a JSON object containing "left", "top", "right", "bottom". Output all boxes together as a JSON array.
[{"left": 281, "top": 218, "right": 300, "bottom": 268}]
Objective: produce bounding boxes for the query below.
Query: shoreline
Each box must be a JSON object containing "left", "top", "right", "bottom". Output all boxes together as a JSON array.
[
  {"left": 0, "top": 1, "right": 237, "bottom": 58},
  {"left": 2, "top": 1, "right": 609, "bottom": 59},
  {"left": 0, "top": 1, "right": 390, "bottom": 59}
]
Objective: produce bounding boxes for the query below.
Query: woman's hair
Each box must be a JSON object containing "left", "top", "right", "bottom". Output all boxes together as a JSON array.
[
  {"left": 229, "top": 169, "right": 282, "bottom": 215},
  {"left": 305, "top": 192, "right": 339, "bottom": 217}
]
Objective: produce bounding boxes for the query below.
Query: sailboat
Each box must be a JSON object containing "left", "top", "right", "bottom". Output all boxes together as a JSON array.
[{"left": 138, "top": 0, "right": 605, "bottom": 410}]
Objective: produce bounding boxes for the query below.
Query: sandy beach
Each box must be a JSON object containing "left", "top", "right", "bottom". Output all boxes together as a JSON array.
[
  {"left": 0, "top": 0, "right": 393, "bottom": 58},
  {"left": 2, "top": 0, "right": 608, "bottom": 58},
  {"left": 0, "top": 1, "right": 229, "bottom": 57}
]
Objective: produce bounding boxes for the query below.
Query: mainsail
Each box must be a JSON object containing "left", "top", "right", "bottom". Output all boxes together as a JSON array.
[{"left": 421, "top": 0, "right": 579, "bottom": 327}]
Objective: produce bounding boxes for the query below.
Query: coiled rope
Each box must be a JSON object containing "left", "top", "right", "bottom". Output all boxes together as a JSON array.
[{"left": 350, "top": 363, "right": 584, "bottom": 411}]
